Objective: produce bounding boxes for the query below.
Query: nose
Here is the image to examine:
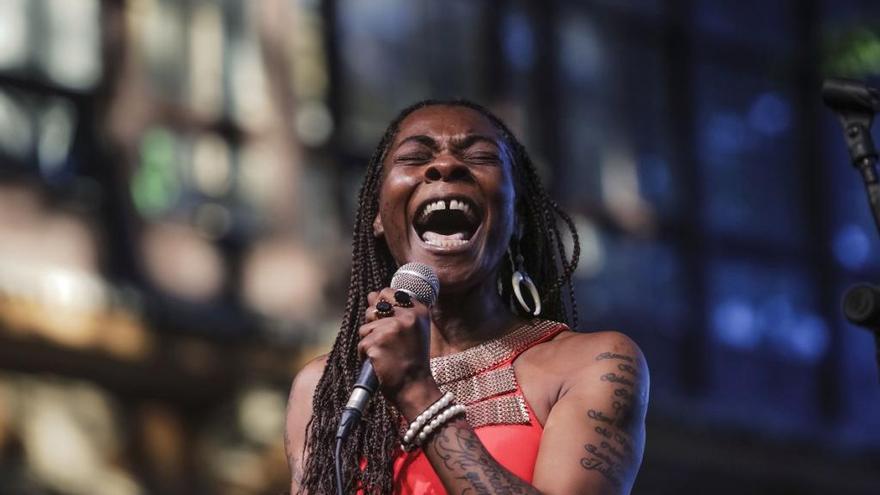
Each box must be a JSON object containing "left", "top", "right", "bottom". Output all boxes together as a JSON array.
[{"left": 424, "top": 155, "right": 470, "bottom": 182}]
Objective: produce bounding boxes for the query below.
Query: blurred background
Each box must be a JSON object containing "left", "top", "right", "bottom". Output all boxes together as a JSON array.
[{"left": 1, "top": 0, "right": 880, "bottom": 494}]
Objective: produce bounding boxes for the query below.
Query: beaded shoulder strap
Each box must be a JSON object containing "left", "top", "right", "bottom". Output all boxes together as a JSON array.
[{"left": 430, "top": 319, "right": 566, "bottom": 428}]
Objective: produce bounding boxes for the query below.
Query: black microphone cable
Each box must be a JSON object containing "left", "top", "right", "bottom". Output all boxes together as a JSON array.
[{"left": 335, "top": 436, "right": 344, "bottom": 495}]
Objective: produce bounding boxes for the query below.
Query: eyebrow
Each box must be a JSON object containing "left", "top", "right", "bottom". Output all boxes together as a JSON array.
[
  {"left": 396, "top": 134, "right": 439, "bottom": 150},
  {"left": 395, "top": 133, "right": 500, "bottom": 151},
  {"left": 450, "top": 134, "right": 499, "bottom": 150}
]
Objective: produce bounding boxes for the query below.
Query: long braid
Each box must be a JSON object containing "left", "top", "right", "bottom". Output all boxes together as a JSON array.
[{"left": 299, "top": 99, "right": 580, "bottom": 494}]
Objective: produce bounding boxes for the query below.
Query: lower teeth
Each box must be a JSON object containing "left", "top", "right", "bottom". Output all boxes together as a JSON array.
[
  {"left": 422, "top": 231, "right": 469, "bottom": 247},
  {"left": 424, "top": 238, "right": 467, "bottom": 247}
]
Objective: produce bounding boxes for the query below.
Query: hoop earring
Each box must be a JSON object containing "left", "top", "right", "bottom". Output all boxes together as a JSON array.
[{"left": 509, "top": 247, "right": 541, "bottom": 316}]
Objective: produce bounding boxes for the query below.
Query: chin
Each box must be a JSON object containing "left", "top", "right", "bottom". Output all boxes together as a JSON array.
[{"left": 413, "top": 250, "right": 501, "bottom": 297}]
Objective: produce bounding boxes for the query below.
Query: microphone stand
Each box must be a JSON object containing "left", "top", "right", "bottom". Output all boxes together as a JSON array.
[{"left": 823, "top": 77, "right": 880, "bottom": 382}]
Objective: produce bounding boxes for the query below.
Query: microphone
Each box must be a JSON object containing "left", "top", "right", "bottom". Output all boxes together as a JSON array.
[
  {"left": 822, "top": 78, "right": 880, "bottom": 168},
  {"left": 335, "top": 262, "right": 440, "bottom": 443},
  {"left": 822, "top": 78, "right": 880, "bottom": 113}
]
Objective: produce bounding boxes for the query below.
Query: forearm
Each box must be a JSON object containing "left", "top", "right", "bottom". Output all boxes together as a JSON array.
[
  {"left": 422, "top": 417, "right": 542, "bottom": 495},
  {"left": 396, "top": 381, "right": 541, "bottom": 494}
]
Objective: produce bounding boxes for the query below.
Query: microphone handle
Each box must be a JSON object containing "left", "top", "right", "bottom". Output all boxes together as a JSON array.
[{"left": 335, "top": 360, "right": 379, "bottom": 441}]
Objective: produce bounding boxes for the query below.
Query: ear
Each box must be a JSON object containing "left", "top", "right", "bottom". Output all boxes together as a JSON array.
[{"left": 373, "top": 212, "right": 385, "bottom": 238}]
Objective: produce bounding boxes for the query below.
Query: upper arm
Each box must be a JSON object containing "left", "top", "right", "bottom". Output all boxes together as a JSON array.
[
  {"left": 284, "top": 354, "right": 327, "bottom": 493},
  {"left": 532, "top": 332, "right": 649, "bottom": 495}
]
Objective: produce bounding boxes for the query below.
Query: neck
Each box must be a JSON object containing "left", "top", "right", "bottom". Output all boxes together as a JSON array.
[{"left": 428, "top": 279, "right": 522, "bottom": 358}]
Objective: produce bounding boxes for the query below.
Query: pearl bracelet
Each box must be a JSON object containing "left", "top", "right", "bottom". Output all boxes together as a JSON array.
[
  {"left": 402, "top": 391, "right": 454, "bottom": 447},
  {"left": 415, "top": 404, "right": 466, "bottom": 445}
]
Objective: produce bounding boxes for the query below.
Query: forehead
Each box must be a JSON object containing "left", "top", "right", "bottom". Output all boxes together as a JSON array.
[{"left": 391, "top": 105, "right": 503, "bottom": 146}]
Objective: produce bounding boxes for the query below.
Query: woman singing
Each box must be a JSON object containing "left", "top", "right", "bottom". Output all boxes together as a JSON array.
[{"left": 285, "top": 100, "right": 649, "bottom": 494}]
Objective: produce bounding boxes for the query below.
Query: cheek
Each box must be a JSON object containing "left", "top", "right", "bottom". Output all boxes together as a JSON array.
[
  {"left": 378, "top": 173, "right": 416, "bottom": 233},
  {"left": 379, "top": 175, "right": 407, "bottom": 211},
  {"left": 486, "top": 175, "right": 517, "bottom": 244}
]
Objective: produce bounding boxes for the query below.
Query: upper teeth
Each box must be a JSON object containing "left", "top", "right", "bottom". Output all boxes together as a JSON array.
[
  {"left": 424, "top": 200, "right": 446, "bottom": 216},
  {"left": 420, "top": 199, "right": 472, "bottom": 220},
  {"left": 450, "top": 199, "right": 471, "bottom": 214}
]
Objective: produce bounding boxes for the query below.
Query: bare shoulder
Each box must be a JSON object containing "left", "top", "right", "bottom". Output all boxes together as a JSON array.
[
  {"left": 286, "top": 353, "right": 328, "bottom": 427},
  {"left": 552, "top": 330, "right": 646, "bottom": 368},
  {"left": 291, "top": 353, "right": 329, "bottom": 397},
  {"left": 284, "top": 353, "right": 329, "bottom": 491},
  {"left": 540, "top": 330, "right": 649, "bottom": 397}
]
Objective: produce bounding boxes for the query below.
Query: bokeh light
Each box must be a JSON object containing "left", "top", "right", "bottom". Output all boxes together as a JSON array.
[{"left": 1, "top": 2, "right": 879, "bottom": 494}]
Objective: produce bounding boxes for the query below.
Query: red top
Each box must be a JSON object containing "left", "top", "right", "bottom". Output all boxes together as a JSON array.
[{"left": 391, "top": 322, "right": 567, "bottom": 494}]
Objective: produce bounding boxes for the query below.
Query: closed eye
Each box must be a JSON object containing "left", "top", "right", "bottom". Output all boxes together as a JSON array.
[
  {"left": 463, "top": 153, "right": 500, "bottom": 164},
  {"left": 395, "top": 153, "right": 433, "bottom": 164}
]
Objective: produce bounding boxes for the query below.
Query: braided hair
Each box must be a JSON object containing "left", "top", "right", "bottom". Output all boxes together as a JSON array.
[{"left": 298, "top": 99, "right": 580, "bottom": 494}]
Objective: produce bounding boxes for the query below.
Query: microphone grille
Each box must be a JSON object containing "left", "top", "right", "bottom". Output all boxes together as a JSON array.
[{"left": 390, "top": 262, "right": 439, "bottom": 305}]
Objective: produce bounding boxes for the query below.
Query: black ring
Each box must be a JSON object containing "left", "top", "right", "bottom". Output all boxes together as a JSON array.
[
  {"left": 375, "top": 299, "right": 394, "bottom": 318},
  {"left": 393, "top": 290, "right": 414, "bottom": 307}
]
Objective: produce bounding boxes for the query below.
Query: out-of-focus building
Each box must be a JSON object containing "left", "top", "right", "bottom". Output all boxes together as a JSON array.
[{"left": 0, "top": 1, "right": 878, "bottom": 494}]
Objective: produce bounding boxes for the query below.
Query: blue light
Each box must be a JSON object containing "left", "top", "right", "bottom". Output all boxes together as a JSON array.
[
  {"left": 502, "top": 12, "right": 535, "bottom": 71},
  {"left": 638, "top": 154, "right": 671, "bottom": 203},
  {"left": 704, "top": 112, "right": 752, "bottom": 157},
  {"left": 786, "top": 314, "right": 830, "bottom": 363},
  {"left": 712, "top": 299, "right": 760, "bottom": 350},
  {"left": 762, "top": 294, "right": 830, "bottom": 364},
  {"left": 833, "top": 224, "right": 870, "bottom": 270},
  {"left": 747, "top": 92, "right": 791, "bottom": 136},
  {"left": 757, "top": 294, "right": 795, "bottom": 328},
  {"left": 559, "top": 17, "right": 601, "bottom": 85}
]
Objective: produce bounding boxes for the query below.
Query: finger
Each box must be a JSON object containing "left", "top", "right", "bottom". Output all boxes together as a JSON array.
[
  {"left": 358, "top": 319, "right": 382, "bottom": 338},
  {"left": 357, "top": 331, "right": 379, "bottom": 360},
  {"left": 375, "top": 287, "right": 397, "bottom": 306},
  {"left": 366, "top": 290, "right": 381, "bottom": 306},
  {"left": 365, "top": 304, "right": 378, "bottom": 323}
]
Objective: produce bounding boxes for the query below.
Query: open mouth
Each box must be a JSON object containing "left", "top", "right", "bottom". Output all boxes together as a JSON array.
[{"left": 413, "top": 196, "right": 483, "bottom": 248}]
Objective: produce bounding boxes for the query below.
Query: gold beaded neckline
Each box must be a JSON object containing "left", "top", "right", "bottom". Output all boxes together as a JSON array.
[{"left": 429, "top": 319, "right": 564, "bottom": 428}]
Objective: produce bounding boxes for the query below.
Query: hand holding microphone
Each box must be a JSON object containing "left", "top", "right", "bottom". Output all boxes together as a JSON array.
[
  {"left": 358, "top": 286, "right": 433, "bottom": 401},
  {"left": 336, "top": 263, "right": 439, "bottom": 442}
]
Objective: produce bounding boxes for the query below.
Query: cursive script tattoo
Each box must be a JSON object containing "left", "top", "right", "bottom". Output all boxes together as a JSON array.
[
  {"left": 580, "top": 445, "right": 622, "bottom": 487},
  {"left": 614, "top": 387, "right": 633, "bottom": 400},
  {"left": 459, "top": 472, "right": 489, "bottom": 494},
  {"left": 600, "top": 373, "right": 635, "bottom": 387},
  {"left": 595, "top": 352, "right": 635, "bottom": 363},
  {"left": 432, "top": 421, "right": 540, "bottom": 494},
  {"left": 614, "top": 432, "right": 633, "bottom": 454},
  {"left": 617, "top": 363, "right": 640, "bottom": 376},
  {"left": 587, "top": 409, "right": 614, "bottom": 424},
  {"left": 600, "top": 440, "right": 626, "bottom": 460},
  {"left": 580, "top": 350, "right": 646, "bottom": 489},
  {"left": 584, "top": 442, "right": 618, "bottom": 466},
  {"left": 595, "top": 425, "right": 612, "bottom": 438}
]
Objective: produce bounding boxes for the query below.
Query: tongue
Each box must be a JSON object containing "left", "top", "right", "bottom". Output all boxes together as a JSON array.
[{"left": 422, "top": 231, "right": 469, "bottom": 246}]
